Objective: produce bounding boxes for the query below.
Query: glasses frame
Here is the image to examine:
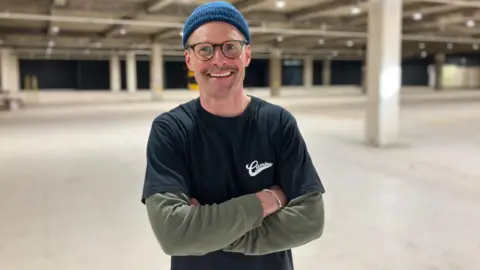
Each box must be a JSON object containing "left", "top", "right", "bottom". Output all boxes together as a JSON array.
[{"left": 185, "top": 40, "right": 249, "bottom": 61}]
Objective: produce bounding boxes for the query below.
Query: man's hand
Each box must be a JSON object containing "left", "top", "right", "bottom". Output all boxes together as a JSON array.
[
  {"left": 190, "top": 197, "right": 200, "bottom": 206},
  {"left": 256, "top": 185, "right": 287, "bottom": 217}
]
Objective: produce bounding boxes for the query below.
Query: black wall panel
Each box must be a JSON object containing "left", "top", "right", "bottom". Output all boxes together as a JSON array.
[
  {"left": 165, "top": 61, "right": 188, "bottom": 89},
  {"left": 77, "top": 60, "right": 110, "bottom": 90},
  {"left": 19, "top": 60, "right": 78, "bottom": 89},
  {"left": 312, "top": 60, "right": 324, "bottom": 85},
  {"left": 136, "top": 60, "right": 149, "bottom": 90},
  {"left": 445, "top": 53, "right": 480, "bottom": 66},
  {"left": 244, "top": 59, "right": 269, "bottom": 87},
  {"left": 120, "top": 60, "right": 126, "bottom": 90},
  {"left": 401, "top": 59, "right": 429, "bottom": 86},
  {"left": 331, "top": 60, "right": 363, "bottom": 85},
  {"left": 282, "top": 59, "right": 303, "bottom": 86}
]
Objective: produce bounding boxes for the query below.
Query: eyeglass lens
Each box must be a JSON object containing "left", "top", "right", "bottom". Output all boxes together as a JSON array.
[{"left": 194, "top": 41, "right": 243, "bottom": 60}]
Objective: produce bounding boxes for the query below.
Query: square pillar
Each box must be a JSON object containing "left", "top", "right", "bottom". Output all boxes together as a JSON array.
[
  {"left": 303, "top": 56, "right": 313, "bottom": 88},
  {"left": 109, "top": 54, "right": 121, "bottom": 92},
  {"left": 126, "top": 51, "right": 137, "bottom": 93},
  {"left": 365, "top": 0, "right": 403, "bottom": 147},
  {"left": 9, "top": 53, "right": 19, "bottom": 92},
  {"left": 434, "top": 53, "right": 445, "bottom": 91},
  {"left": 269, "top": 48, "right": 282, "bottom": 97},
  {"left": 150, "top": 43, "right": 164, "bottom": 100},
  {"left": 1, "top": 48, "right": 12, "bottom": 91}
]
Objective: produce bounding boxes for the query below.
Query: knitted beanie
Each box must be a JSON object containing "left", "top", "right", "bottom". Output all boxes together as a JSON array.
[{"left": 182, "top": 1, "right": 250, "bottom": 48}]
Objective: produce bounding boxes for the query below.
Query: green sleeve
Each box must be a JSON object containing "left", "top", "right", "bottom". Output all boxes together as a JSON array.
[
  {"left": 145, "top": 192, "right": 264, "bottom": 256},
  {"left": 223, "top": 191, "right": 325, "bottom": 255}
]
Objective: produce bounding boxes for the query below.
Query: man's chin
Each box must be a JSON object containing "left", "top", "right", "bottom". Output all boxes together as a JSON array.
[{"left": 202, "top": 85, "right": 239, "bottom": 99}]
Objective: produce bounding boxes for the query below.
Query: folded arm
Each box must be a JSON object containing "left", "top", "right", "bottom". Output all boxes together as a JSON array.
[
  {"left": 223, "top": 190, "right": 325, "bottom": 255},
  {"left": 145, "top": 188, "right": 284, "bottom": 256},
  {"left": 145, "top": 192, "right": 263, "bottom": 256}
]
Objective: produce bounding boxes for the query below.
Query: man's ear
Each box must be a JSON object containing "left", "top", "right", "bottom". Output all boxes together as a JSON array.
[
  {"left": 185, "top": 50, "right": 193, "bottom": 71},
  {"left": 244, "top": 45, "right": 252, "bottom": 67}
]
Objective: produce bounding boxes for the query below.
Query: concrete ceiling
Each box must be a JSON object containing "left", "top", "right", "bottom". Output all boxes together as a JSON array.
[{"left": 1, "top": 0, "right": 480, "bottom": 60}]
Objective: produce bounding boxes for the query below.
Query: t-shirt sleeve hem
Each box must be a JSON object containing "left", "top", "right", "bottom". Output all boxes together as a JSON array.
[
  {"left": 299, "top": 184, "right": 326, "bottom": 197},
  {"left": 141, "top": 186, "right": 190, "bottom": 204}
]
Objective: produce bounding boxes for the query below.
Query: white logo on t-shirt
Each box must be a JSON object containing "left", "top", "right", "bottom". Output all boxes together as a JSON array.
[{"left": 246, "top": 160, "right": 273, "bottom": 177}]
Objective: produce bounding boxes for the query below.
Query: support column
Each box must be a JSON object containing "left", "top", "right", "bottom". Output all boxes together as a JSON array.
[
  {"left": 434, "top": 53, "right": 445, "bottom": 91},
  {"left": 322, "top": 58, "right": 331, "bottom": 86},
  {"left": 150, "top": 43, "right": 164, "bottom": 100},
  {"left": 109, "top": 54, "right": 121, "bottom": 92},
  {"left": 0, "top": 48, "right": 12, "bottom": 91},
  {"left": 9, "top": 53, "right": 19, "bottom": 92},
  {"left": 126, "top": 51, "right": 137, "bottom": 93},
  {"left": 365, "top": 0, "right": 402, "bottom": 147},
  {"left": 303, "top": 56, "right": 313, "bottom": 88},
  {"left": 269, "top": 48, "right": 282, "bottom": 96}
]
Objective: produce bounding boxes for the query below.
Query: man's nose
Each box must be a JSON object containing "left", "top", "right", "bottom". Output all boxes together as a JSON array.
[{"left": 211, "top": 46, "right": 227, "bottom": 63}]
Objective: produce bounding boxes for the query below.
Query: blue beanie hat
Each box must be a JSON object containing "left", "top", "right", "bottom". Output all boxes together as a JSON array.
[{"left": 182, "top": 1, "right": 250, "bottom": 48}]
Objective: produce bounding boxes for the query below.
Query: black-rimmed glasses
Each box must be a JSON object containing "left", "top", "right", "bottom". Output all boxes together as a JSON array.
[{"left": 185, "top": 40, "right": 248, "bottom": 61}]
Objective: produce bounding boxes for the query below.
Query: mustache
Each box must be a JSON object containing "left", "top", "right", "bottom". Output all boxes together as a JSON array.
[{"left": 203, "top": 66, "right": 237, "bottom": 73}]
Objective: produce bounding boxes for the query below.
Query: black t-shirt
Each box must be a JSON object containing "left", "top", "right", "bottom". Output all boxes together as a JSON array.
[{"left": 142, "top": 95, "right": 325, "bottom": 270}]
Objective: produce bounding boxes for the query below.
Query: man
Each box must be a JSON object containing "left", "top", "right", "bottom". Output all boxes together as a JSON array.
[{"left": 141, "top": 2, "right": 326, "bottom": 270}]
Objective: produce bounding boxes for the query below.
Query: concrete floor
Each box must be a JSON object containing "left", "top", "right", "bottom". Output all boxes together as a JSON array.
[{"left": 1, "top": 88, "right": 479, "bottom": 270}]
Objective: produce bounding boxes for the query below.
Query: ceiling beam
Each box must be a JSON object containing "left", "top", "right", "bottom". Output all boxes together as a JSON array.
[
  {"left": 251, "top": 34, "right": 283, "bottom": 44},
  {"left": 403, "top": 9, "right": 480, "bottom": 31},
  {"left": 402, "top": 4, "right": 460, "bottom": 18},
  {"left": 46, "top": 0, "right": 68, "bottom": 37},
  {"left": 420, "top": 0, "right": 480, "bottom": 8},
  {"left": 151, "top": 29, "right": 181, "bottom": 42},
  {"left": 52, "top": 0, "right": 68, "bottom": 7},
  {"left": 286, "top": 0, "right": 356, "bottom": 22},
  {"left": 234, "top": 0, "right": 270, "bottom": 13},
  {"left": 3, "top": 11, "right": 480, "bottom": 45},
  {"left": 145, "top": 0, "right": 176, "bottom": 13},
  {"left": 244, "top": 11, "right": 288, "bottom": 24},
  {"left": 346, "top": 3, "right": 458, "bottom": 26}
]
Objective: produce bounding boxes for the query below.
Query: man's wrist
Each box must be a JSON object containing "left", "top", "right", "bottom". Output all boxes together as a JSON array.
[
  {"left": 262, "top": 189, "right": 282, "bottom": 208},
  {"left": 255, "top": 190, "right": 280, "bottom": 217}
]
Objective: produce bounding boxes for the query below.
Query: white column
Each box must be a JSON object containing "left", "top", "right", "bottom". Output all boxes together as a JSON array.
[
  {"left": 303, "top": 56, "right": 313, "bottom": 88},
  {"left": 434, "top": 53, "right": 445, "bottom": 91},
  {"left": 9, "top": 53, "right": 19, "bottom": 92},
  {"left": 150, "top": 43, "right": 164, "bottom": 100},
  {"left": 110, "top": 54, "right": 121, "bottom": 92},
  {"left": 0, "top": 48, "right": 11, "bottom": 91},
  {"left": 126, "top": 51, "right": 137, "bottom": 93},
  {"left": 365, "top": 0, "right": 402, "bottom": 147},
  {"left": 269, "top": 48, "right": 282, "bottom": 96},
  {"left": 322, "top": 59, "right": 331, "bottom": 86}
]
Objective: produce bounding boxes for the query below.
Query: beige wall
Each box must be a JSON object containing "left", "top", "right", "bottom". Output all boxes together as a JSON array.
[{"left": 442, "top": 64, "right": 480, "bottom": 89}]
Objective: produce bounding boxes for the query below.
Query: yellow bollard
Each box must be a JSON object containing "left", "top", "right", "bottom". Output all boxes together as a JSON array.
[
  {"left": 187, "top": 70, "right": 198, "bottom": 91},
  {"left": 24, "top": 74, "right": 31, "bottom": 91},
  {"left": 31, "top": 75, "right": 39, "bottom": 101},
  {"left": 32, "top": 76, "right": 38, "bottom": 92}
]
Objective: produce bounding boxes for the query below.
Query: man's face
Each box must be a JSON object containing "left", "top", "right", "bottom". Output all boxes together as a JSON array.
[{"left": 184, "top": 22, "right": 251, "bottom": 99}]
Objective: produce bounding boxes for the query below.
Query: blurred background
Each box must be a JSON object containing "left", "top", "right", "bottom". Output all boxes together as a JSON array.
[{"left": 0, "top": 0, "right": 479, "bottom": 269}]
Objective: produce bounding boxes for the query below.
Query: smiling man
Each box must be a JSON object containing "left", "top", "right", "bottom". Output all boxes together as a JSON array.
[{"left": 141, "top": 2, "right": 326, "bottom": 270}]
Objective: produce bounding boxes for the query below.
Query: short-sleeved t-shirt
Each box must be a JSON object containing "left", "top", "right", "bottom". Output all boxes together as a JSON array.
[{"left": 142, "top": 95, "right": 325, "bottom": 270}]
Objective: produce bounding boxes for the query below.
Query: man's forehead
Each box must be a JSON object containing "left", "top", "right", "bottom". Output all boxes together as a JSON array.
[{"left": 188, "top": 22, "right": 245, "bottom": 44}]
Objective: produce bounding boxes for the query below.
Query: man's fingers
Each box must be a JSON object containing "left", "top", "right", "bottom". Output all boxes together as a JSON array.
[{"left": 190, "top": 198, "right": 200, "bottom": 206}]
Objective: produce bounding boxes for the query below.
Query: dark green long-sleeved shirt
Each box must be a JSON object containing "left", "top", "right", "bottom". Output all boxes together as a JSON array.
[{"left": 145, "top": 190, "right": 324, "bottom": 256}]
